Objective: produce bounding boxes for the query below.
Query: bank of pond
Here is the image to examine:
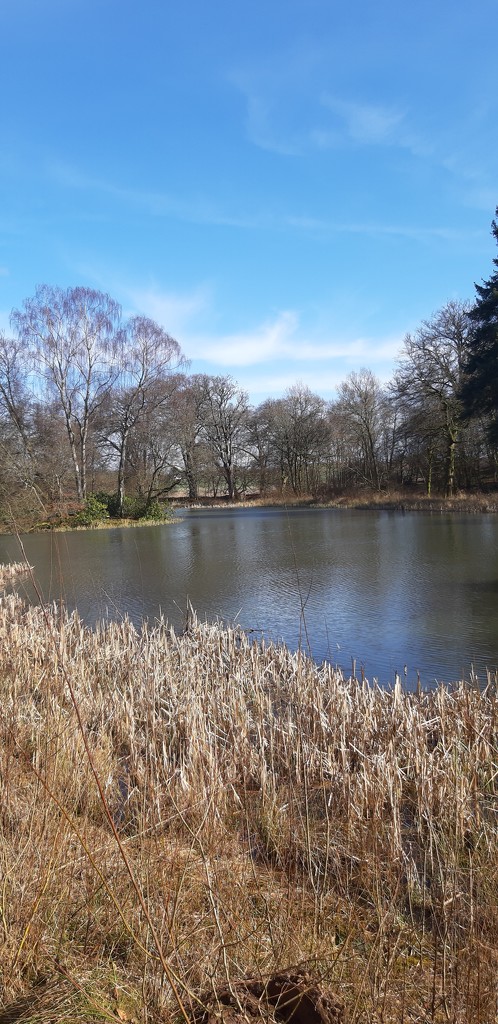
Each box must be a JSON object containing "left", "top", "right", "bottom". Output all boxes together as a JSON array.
[
  {"left": 1, "top": 505, "right": 498, "bottom": 689},
  {"left": 0, "top": 584, "right": 496, "bottom": 1022}
]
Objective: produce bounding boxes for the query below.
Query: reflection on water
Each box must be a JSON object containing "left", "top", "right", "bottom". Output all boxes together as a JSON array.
[{"left": 1, "top": 507, "right": 498, "bottom": 688}]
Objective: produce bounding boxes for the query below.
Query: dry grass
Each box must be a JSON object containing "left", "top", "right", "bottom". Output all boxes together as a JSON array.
[
  {"left": 0, "top": 562, "right": 32, "bottom": 588},
  {"left": 173, "top": 489, "right": 498, "bottom": 515},
  {"left": 0, "top": 569, "right": 497, "bottom": 1023}
]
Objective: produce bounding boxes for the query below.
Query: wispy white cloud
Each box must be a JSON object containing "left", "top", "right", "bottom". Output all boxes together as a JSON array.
[
  {"left": 124, "top": 284, "right": 302, "bottom": 366},
  {"left": 229, "top": 44, "right": 324, "bottom": 156},
  {"left": 311, "top": 95, "right": 428, "bottom": 158},
  {"left": 47, "top": 160, "right": 267, "bottom": 230},
  {"left": 320, "top": 96, "right": 405, "bottom": 146},
  {"left": 0, "top": 313, "right": 10, "bottom": 332},
  {"left": 296, "top": 333, "right": 403, "bottom": 363},
  {"left": 234, "top": 357, "right": 397, "bottom": 403},
  {"left": 440, "top": 152, "right": 498, "bottom": 212},
  {"left": 186, "top": 311, "right": 300, "bottom": 366},
  {"left": 463, "top": 186, "right": 498, "bottom": 212},
  {"left": 0, "top": 266, "right": 9, "bottom": 277},
  {"left": 231, "top": 46, "right": 425, "bottom": 159},
  {"left": 123, "top": 282, "right": 403, "bottom": 377},
  {"left": 283, "top": 215, "right": 480, "bottom": 245},
  {"left": 49, "top": 157, "right": 478, "bottom": 247},
  {"left": 125, "top": 283, "right": 212, "bottom": 339},
  {"left": 244, "top": 96, "right": 302, "bottom": 156},
  {"left": 48, "top": 161, "right": 191, "bottom": 218},
  {"left": 240, "top": 368, "right": 347, "bottom": 401}
]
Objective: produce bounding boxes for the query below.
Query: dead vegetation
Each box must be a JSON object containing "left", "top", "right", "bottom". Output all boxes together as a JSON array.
[
  {"left": 0, "top": 568, "right": 496, "bottom": 1023},
  {"left": 0, "top": 562, "right": 31, "bottom": 589}
]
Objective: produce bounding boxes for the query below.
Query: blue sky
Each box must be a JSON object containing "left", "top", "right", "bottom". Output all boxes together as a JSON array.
[{"left": 1, "top": 0, "right": 497, "bottom": 404}]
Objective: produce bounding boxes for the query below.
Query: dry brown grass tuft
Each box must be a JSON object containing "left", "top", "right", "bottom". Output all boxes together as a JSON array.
[
  {"left": 0, "top": 570, "right": 497, "bottom": 1022},
  {"left": 0, "top": 563, "right": 31, "bottom": 589}
]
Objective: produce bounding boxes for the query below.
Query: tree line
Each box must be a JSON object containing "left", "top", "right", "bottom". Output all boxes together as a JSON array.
[{"left": 1, "top": 209, "right": 497, "bottom": 523}]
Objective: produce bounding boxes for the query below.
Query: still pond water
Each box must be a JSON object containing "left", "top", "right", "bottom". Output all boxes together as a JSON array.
[{"left": 1, "top": 507, "right": 498, "bottom": 688}]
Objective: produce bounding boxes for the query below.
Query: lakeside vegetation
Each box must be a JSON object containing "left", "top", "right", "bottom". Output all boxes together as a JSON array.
[
  {"left": 0, "top": 569, "right": 496, "bottom": 1023},
  {"left": 0, "top": 493, "right": 176, "bottom": 535},
  {"left": 171, "top": 487, "right": 498, "bottom": 514},
  {"left": 2, "top": 486, "right": 498, "bottom": 537},
  {"left": 0, "top": 211, "right": 497, "bottom": 1019},
  {"left": 1, "top": 210, "right": 498, "bottom": 528}
]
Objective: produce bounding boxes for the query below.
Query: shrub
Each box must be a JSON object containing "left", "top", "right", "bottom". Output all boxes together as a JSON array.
[
  {"left": 93, "top": 491, "right": 120, "bottom": 517},
  {"left": 72, "top": 495, "right": 111, "bottom": 527},
  {"left": 140, "top": 500, "right": 170, "bottom": 521},
  {"left": 91, "top": 492, "right": 171, "bottom": 521}
]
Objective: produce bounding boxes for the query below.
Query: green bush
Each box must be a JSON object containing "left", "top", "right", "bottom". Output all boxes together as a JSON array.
[
  {"left": 72, "top": 495, "right": 111, "bottom": 527},
  {"left": 122, "top": 496, "right": 142, "bottom": 518},
  {"left": 91, "top": 492, "right": 171, "bottom": 521},
  {"left": 93, "top": 491, "right": 119, "bottom": 517},
  {"left": 140, "top": 500, "right": 170, "bottom": 521}
]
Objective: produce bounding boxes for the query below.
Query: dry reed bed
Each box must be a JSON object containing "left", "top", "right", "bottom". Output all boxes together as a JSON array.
[
  {"left": 0, "top": 587, "right": 497, "bottom": 1023},
  {"left": 0, "top": 562, "right": 31, "bottom": 589}
]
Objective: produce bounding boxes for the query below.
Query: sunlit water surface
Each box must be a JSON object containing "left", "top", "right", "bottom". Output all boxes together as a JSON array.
[{"left": 1, "top": 507, "right": 498, "bottom": 688}]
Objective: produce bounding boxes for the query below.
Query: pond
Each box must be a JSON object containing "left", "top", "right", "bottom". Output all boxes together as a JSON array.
[{"left": 1, "top": 506, "right": 498, "bottom": 688}]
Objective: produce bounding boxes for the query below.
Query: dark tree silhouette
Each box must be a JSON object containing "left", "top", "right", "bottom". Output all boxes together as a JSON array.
[{"left": 460, "top": 208, "right": 498, "bottom": 444}]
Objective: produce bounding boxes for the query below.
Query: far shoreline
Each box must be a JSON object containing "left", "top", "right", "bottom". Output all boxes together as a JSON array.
[
  {"left": 173, "top": 489, "right": 498, "bottom": 515},
  {"left": 1, "top": 488, "right": 497, "bottom": 535}
]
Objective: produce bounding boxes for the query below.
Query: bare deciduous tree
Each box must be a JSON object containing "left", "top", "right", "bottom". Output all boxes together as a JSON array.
[
  {"left": 165, "top": 375, "right": 207, "bottom": 500},
  {"left": 198, "top": 376, "right": 249, "bottom": 500},
  {"left": 105, "top": 316, "right": 184, "bottom": 515},
  {"left": 0, "top": 332, "right": 33, "bottom": 456},
  {"left": 392, "top": 300, "right": 472, "bottom": 496},
  {"left": 334, "top": 369, "right": 389, "bottom": 490},
  {"left": 255, "top": 385, "right": 330, "bottom": 496},
  {"left": 11, "top": 286, "right": 121, "bottom": 501}
]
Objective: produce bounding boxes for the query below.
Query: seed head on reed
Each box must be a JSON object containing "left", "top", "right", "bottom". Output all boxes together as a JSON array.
[{"left": 0, "top": 578, "right": 496, "bottom": 1022}]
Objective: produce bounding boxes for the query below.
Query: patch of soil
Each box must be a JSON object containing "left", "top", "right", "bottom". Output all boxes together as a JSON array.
[{"left": 193, "top": 971, "right": 346, "bottom": 1024}]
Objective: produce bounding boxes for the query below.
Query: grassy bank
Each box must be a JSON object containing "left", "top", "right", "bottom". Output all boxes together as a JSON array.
[
  {"left": 172, "top": 489, "right": 498, "bottom": 515},
  {"left": 0, "top": 515, "right": 180, "bottom": 537},
  {"left": 0, "top": 576, "right": 497, "bottom": 1022},
  {"left": 2, "top": 488, "right": 497, "bottom": 535}
]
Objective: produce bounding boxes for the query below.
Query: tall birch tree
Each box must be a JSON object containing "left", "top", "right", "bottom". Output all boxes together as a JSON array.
[{"left": 12, "top": 285, "right": 120, "bottom": 501}]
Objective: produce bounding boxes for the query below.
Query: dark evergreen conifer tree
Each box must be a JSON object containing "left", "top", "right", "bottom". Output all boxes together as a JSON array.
[{"left": 460, "top": 208, "right": 498, "bottom": 443}]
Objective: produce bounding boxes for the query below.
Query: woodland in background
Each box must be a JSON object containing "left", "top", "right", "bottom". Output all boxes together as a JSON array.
[{"left": 1, "top": 210, "right": 497, "bottom": 527}]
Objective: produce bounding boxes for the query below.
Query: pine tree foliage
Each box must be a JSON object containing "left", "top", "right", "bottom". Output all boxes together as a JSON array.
[{"left": 460, "top": 208, "right": 498, "bottom": 443}]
